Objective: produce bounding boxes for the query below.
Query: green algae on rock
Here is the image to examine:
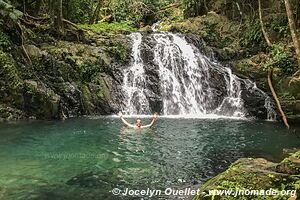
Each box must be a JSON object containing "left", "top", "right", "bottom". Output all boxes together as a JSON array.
[{"left": 193, "top": 150, "right": 300, "bottom": 200}]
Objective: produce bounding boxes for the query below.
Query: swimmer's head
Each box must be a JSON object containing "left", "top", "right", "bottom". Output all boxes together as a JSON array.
[{"left": 135, "top": 119, "right": 142, "bottom": 128}]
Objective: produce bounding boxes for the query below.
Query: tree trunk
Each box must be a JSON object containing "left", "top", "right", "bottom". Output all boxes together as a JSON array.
[
  {"left": 49, "top": 0, "right": 55, "bottom": 22},
  {"left": 258, "top": 0, "right": 272, "bottom": 47},
  {"left": 284, "top": 0, "right": 300, "bottom": 68},
  {"left": 54, "top": 0, "right": 64, "bottom": 32},
  {"left": 267, "top": 68, "right": 290, "bottom": 129},
  {"left": 203, "top": 0, "right": 208, "bottom": 15},
  {"left": 23, "top": 0, "right": 26, "bottom": 13},
  {"left": 89, "top": 0, "right": 102, "bottom": 24},
  {"left": 64, "top": 0, "right": 70, "bottom": 20}
]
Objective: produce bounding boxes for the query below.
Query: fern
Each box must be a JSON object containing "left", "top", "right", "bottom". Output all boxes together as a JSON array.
[{"left": 0, "top": 0, "right": 23, "bottom": 22}]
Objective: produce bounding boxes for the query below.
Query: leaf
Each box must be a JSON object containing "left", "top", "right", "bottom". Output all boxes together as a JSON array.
[
  {"left": 8, "top": 12, "right": 17, "bottom": 20},
  {"left": 13, "top": 9, "right": 23, "bottom": 18}
]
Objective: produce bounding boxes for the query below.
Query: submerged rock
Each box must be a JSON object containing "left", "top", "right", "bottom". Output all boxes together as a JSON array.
[{"left": 66, "top": 171, "right": 112, "bottom": 188}]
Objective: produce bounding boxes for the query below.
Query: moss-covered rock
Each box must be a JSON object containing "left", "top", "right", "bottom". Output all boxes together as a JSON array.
[
  {"left": 0, "top": 105, "right": 26, "bottom": 121},
  {"left": 234, "top": 57, "right": 268, "bottom": 90},
  {"left": 275, "top": 74, "right": 300, "bottom": 122},
  {"left": 23, "top": 80, "right": 61, "bottom": 119},
  {"left": 24, "top": 45, "right": 43, "bottom": 58},
  {"left": 193, "top": 150, "right": 300, "bottom": 200},
  {"left": 282, "top": 77, "right": 300, "bottom": 99},
  {"left": 0, "top": 27, "right": 129, "bottom": 120},
  {"left": 0, "top": 50, "right": 25, "bottom": 116},
  {"left": 139, "top": 25, "right": 153, "bottom": 33},
  {"left": 160, "top": 12, "right": 240, "bottom": 50}
]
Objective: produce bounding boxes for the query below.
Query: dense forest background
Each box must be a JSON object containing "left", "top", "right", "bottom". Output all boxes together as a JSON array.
[
  {"left": 2, "top": 0, "right": 300, "bottom": 36},
  {"left": 1, "top": 0, "right": 300, "bottom": 121},
  {"left": 1, "top": 0, "right": 300, "bottom": 72},
  {"left": 2, "top": 1, "right": 300, "bottom": 26}
]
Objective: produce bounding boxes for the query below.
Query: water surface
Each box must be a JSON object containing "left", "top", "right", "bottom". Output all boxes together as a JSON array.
[{"left": 0, "top": 118, "right": 299, "bottom": 199}]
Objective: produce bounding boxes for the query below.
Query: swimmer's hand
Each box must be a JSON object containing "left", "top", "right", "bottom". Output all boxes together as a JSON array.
[
  {"left": 153, "top": 112, "right": 158, "bottom": 119},
  {"left": 118, "top": 111, "right": 123, "bottom": 118}
]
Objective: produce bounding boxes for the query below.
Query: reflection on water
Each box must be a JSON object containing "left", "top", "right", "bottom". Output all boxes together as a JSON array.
[{"left": 0, "top": 118, "right": 299, "bottom": 199}]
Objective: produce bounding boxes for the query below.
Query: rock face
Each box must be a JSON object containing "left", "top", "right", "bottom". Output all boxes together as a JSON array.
[
  {"left": 193, "top": 150, "right": 300, "bottom": 200},
  {"left": 0, "top": 28, "right": 277, "bottom": 120},
  {"left": 0, "top": 33, "right": 130, "bottom": 120}
]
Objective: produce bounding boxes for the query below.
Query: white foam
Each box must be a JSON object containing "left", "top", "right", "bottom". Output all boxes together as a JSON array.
[{"left": 107, "top": 114, "right": 248, "bottom": 120}]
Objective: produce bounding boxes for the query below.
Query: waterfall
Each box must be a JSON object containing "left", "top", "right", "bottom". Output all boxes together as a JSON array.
[
  {"left": 121, "top": 32, "right": 276, "bottom": 120},
  {"left": 122, "top": 33, "right": 149, "bottom": 114}
]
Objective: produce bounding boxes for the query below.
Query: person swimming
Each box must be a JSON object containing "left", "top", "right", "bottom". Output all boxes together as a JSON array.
[{"left": 118, "top": 111, "right": 158, "bottom": 129}]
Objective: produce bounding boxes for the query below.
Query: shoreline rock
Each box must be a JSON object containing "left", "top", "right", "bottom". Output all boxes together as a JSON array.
[{"left": 193, "top": 150, "right": 300, "bottom": 200}]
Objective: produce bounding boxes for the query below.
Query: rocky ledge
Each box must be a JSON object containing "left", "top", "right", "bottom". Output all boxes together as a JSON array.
[
  {"left": 0, "top": 31, "right": 131, "bottom": 120},
  {"left": 193, "top": 150, "right": 300, "bottom": 200}
]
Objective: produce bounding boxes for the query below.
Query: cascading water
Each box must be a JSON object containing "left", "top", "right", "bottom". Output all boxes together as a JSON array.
[
  {"left": 122, "top": 32, "right": 276, "bottom": 120},
  {"left": 153, "top": 33, "right": 213, "bottom": 115},
  {"left": 122, "top": 33, "right": 149, "bottom": 114}
]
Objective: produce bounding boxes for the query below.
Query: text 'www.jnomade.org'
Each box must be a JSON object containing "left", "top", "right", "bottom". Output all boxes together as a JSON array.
[{"left": 207, "top": 189, "right": 296, "bottom": 197}]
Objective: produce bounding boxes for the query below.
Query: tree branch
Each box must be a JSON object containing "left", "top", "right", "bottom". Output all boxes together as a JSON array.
[
  {"left": 62, "top": 19, "right": 87, "bottom": 32},
  {"left": 17, "top": 22, "right": 32, "bottom": 66},
  {"left": 258, "top": 0, "right": 272, "bottom": 47}
]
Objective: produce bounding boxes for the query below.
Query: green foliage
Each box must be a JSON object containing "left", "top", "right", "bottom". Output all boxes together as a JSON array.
[
  {"left": 0, "top": 0, "right": 23, "bottom": 22},
  {"left": 80, "top": 61, "right": 101, "bottom": 83},
  {"left": 241, "top": 22, "right": 263, "bottom": 47},
  {"left": 5, "top": 0, "right": 178, "bottom": 25},
  {"left": 263, "top": 44, "right": 298, "bottom": 73},
  {"left": 79, "top": 22, "right": 137, "bottom": 34},
  {"left": 63, "top": 0, "right": 93, "bottom": 23},
  {"left": 97, "top": 89, "right": 105, "bottom": 98},
  {"left": 0, "top": 30, "right": 10, "bottom": 48},
  {"left": 108, "top": 0, "right": 166, "bottom": 25},
  {"left": 200, "top": 20, "right": 219, "bottom": 41},
  {"left": 182, "top": 0, "right": 208, "bottom": 18},
  {"left": 0, "top": 50, "right": 18, "bottom": 82},
  {"left": 108, "top": 0, "right": 133, "bottom": 22},
  {"left": 270, "top": 17, "right": 289, "bottom": 38},
  {"left": 106, "top": 41, "right": 129, "bottom": 61},
  {"left": 279, "top": 92, "right": 296, "bottom": 101},
  {"left": 0, "top": 49, "right": 23, "bottom": 106}
]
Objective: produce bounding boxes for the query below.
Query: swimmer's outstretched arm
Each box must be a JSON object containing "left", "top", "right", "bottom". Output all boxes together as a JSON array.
[
  {"left": 141, "top": 112, "right": 158, "bottom": 128},
  {"left": 118, "top": 112, "right": 135, "bottom": 128}
]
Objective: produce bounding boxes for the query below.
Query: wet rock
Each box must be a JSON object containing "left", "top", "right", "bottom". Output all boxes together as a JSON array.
[
  {"left": 206, "top": 67, "right": 228, "bottom": 111},
  {"left": 23, "top": 80, "right": 61, "bottom": 119},
  {"left": 240, "top": 83, "right": 274, "bottom": 120}
]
